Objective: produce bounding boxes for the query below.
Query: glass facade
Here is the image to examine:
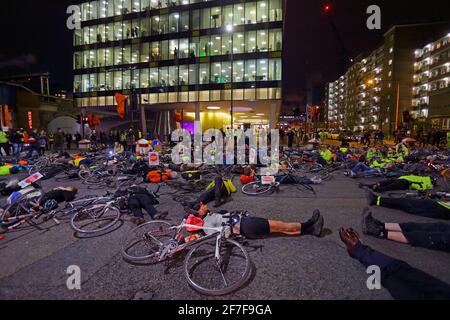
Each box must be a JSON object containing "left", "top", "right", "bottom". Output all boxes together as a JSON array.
[{"left": 73, "top": 0, "right": 284, "bottom": 107}]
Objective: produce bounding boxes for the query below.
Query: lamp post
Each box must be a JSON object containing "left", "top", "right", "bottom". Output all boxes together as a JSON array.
[{"left": 226, "top": 24, "right": 234, "bottom": 129}]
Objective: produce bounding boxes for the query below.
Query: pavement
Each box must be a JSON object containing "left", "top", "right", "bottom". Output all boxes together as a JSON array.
[{"left": 0, "top": 168, "right": 449, "bottom": 300}]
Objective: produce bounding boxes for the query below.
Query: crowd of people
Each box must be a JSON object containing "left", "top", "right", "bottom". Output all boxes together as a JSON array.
[{"left": 0, "top": 123, "right": 449, "bottom": 299}]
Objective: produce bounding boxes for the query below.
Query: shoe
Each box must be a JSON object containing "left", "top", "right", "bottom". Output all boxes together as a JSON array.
[
  {"left": 366, "top": 190, "right": 378, "bottom": 206},
  {"left": 350, "top": 171, "right": 357, "bottom": 178},
  {"left": 362, "top": 208, "right": 386, "bottom": 239},
  {"left": 154, "top": 211, "right": 168, "bottom": 220},
  {"left": 131, "top": 217, "right": 145, "bottom": 226},
  {"left": 311, "top": 215, "right": 324, "bottom": 237},
  {"left": 339, "top": 228, "right": 361, "bottom": 257}
]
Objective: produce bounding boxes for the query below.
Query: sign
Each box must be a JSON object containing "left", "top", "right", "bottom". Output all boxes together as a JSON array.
[
  {"left": 19, "top": 172, "right": 44, "bottom": 189},
  {"left": 261, "top": 175, "right": 275, "bottom": 185},
  {"left": 27, "top": 111, "right": 33, "bottom": 129},
  {"left": 149, "top": 152, "right": 160, "bottom": 166}
]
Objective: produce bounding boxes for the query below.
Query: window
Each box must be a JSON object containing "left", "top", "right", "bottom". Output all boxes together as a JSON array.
[
  {"left": 159, "top": 67, "right": 169, "bottom": 87},
  {"left": 257, "top": 59, "right": 268, "bottom": 81},
  {"left": 150, "top": 68, "right": 158, "bottom": 87},
  {"left": 114, "top": 71, "right": 122, "bottom": 90},
  {"left": 141, "top": 17, "right": 150, "bottom": 36},
  {"left": 74, "top": 52, "right": 82, "bottom": 69},
  {"left": 269, "top": 0, "right": 282, "bottom": 22},
  {"left": 257, "top": 1, "right": 269, "bottom": 23},
  {"left": 74, "top": 29, "right": 82, "bottom": 46},
  {"left": 97, "top": 48, "right": 106, "bottom": 67},
  {"left": 179, "top": 38, "right": 189, "bottom": 58},
  {"left": 246, "top": 31, "right": 257, "bottom": 53},
  {"left": 245, "top": 60, "right": 257, "bottom": 82},
  {"left": 169, "top": 12, "right": 180, "bottom": 33},
  {"left": 200, "top": 63, "right": 210, "bottom": 84},
  {"left": 269, "top": 58, "right": 282, "bottom": 80},
  {"left": 140, "top": 43, "right": 150, "bottom": 62},
  {"left": 211, "top": 62, "right": 222, "bottom": 83},
  {"left": 179, "top": 65, "right": 189, "bottom": 85},
  {"left": 234, "top": 4, "right": 245, "bottom": 26},
  {"left": 180, "top": 11, "right": 189, "bottom": 31},
  {"left": 233, "top": 61, "right": 244, "bottom": 82},
  {"left": 269, "top": 29, "right": 282, "bottom": 51},
  {"left": 200, "top": 8, "right": 210, "bottom": 29},
  {"left": 210, "top": 7, "right": 222, "bottom": 28},
  {"left": 257, "top": 30, "right": 268, "bottom": 52},
  {"left": 189, "top": 64, "right": 198, "bottom": 85},
  {"left": 210, "top": 35, "right": 222, "bottom": 56},
  {"left": 169, "top": 66, "right": 178, "bottom": 86},
  {"left": 233, "top": 32, "right": 245, "bottom": 54},
  {"left": 245, "top": 2, "right": 257, "bottom": 24},
  {"left": 105, "top": 48, "right": 113, "bottom": 66},
  {"left": 140, "top": 68, "right": 149, "bottom": 88},
  {"left": 131, "top": 44, "right": 140, "bottom": 64}
]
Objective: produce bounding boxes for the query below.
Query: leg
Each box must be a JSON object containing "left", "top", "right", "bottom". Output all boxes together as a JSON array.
[
  {"left": 268, "top": 220, "right": 301, "bottom": 235},
  {"left": 138, "top": 196, "right": 158, "bottom": 219},
  {"left": 376, "top": 179, "right": 411, "bottom": 192},
  {"left": 378, "top": 197, "right": 450, "bottom": 219},
  {"left": 128, "top": 197, "right": 144, "bottom": 218},
  {"left": 353, "top": 243, "right": 450, "bottom": 300}
]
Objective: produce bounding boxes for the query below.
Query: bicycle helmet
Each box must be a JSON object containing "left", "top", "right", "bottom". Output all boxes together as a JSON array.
[{"left": 43, "top": 199, "right": 58, "bottom": 211}]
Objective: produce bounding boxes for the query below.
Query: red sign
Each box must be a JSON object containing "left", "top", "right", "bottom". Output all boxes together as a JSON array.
[
  {"left": 261, "top": 176, "right": 275, "bottom": 185},
  {"left": 27, "top": 111, "right": 33, "bottom": 129},
  {"left": 149, "top": 152, "right": 160, "bottom": 166}
]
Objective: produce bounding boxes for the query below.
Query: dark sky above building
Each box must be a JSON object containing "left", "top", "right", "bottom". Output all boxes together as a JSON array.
[{"left": 0, "top": 0, "right": 449, "bottom": 97}]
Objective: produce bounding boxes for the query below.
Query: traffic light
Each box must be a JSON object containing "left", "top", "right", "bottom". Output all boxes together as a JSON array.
[{"left": 324, "top": 3, "right": 332, "bottom": 14}]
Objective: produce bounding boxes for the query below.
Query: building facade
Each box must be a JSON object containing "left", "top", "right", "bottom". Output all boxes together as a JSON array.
[
  {"left": 324, "top": 23, "right": 450, "bottom": 135},
  {"left": 73, "top": 0, "right": 284, "bottom": 131},
  {"left": 413, "top": 31, "right": 450, "bottom": 129}
]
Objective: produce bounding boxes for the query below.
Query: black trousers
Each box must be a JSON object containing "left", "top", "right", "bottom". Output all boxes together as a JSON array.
[
  {"left": 400, "top": 222, "right": 450, "bottom": 252},
  {"left": 376, "top": 179, "right": 411, "bottom": 192},
  {"left": 128, "top": 193, "right": 158, "bottom": 219},
  {"left": 196, "top": 177, "right": 228, "bottom": 208},
  {"left": 353, "top": 243, "right": 450, "bottom": 300},
  {"left": 379, "top": 197, "right": 450, "bottom": 220}
]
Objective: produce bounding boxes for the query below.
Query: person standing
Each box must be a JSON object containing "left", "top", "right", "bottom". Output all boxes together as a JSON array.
[
  {"left": 0, "top": 129, "right": 10, "bottom": 156},
  {"left": 75, "top": 132, "right": 82, "bottom": 149},
  {"left": 65, "top": 133, "right": 73, "bottom": 150},
  {"left": 287, "top": 129, "right": 294, "bottom": 149},
  {"left": 53, "top": 128, "right": 65, "bottom": 154},
  {"left": 26, "top": 129, "right": 41, "bottom": 158},
  {"left": 38, "top": 130, "right": 48, "bottom": 156},
  {"left": 126, "top": 128, "right": 136, "bottom": 152},
  {"left": 9, "top": 129, "right": 23, "bottom": 160}
]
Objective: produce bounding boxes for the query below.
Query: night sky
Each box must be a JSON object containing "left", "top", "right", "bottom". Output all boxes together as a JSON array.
[{"left": 0, "top": 0, "right": 449, "bottom": 98}]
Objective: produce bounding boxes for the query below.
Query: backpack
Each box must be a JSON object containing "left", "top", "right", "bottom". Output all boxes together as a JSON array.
[{"left": 146, "top": 170, "right": 171, "bottom": 183}]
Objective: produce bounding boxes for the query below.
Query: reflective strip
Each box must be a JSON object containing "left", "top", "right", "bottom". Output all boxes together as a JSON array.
[{"left": 377, "top": 196, "right": 381, "bottom": 206}]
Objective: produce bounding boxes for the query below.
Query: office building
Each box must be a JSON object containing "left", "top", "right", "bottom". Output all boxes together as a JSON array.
[{"left": 73, "top": 0, "right": 284, "bottom": 132}]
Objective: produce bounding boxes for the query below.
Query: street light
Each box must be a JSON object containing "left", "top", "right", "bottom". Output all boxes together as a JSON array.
[{"left": 225, "top": 24, "right": 234, "bottom": 128}]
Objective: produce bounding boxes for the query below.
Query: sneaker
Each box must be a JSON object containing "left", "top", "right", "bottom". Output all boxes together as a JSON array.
[
  {"left": 366, "top": 190, "right": 378, "bottom": 206},
  {"left": 362, "top": 208, "right": 386, "bottom": 239},
  {"left": 350, "top": 171, "right": 357, "bottom": 178}
]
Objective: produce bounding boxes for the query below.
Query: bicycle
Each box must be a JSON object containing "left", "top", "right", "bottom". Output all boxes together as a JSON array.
[
  {"left": 122, "top": 211, "right": 251, "bottom": 296},
  {"left": 70, "top": 186, "right": 161, "bottom": 234},
  {"left": 242, "top": 173, "right": 315, "bottom": 196}
]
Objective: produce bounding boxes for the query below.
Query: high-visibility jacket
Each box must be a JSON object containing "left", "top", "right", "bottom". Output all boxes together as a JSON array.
[
  {"left": 399, "top": 175, "right": 433, "bottom": 191},
  {"left": 206, "top": 179, "right": 237, "bottom": 195},
  {"left": 0, "top": 131, "right": 8, "bottom": 143},
  {"left": 320, "top": 150, "right": 332, "bottom": 162},
  {"left": 73, "top": 157, "right": 86, "bottom": 167}
]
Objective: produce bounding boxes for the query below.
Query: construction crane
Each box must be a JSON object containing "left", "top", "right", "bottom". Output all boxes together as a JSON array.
[{"left": 323, "top": 3, "right": 353, "bottom": 73}]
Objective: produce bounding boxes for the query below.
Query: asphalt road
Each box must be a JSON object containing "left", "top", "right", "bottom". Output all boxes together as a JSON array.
[{"left": 1, "top": 170, "right": 449, "bottom": 300}]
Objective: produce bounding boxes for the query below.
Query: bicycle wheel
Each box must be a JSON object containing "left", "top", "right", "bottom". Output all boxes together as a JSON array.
[
  {"left": 84, "top": 172, "right": 106, "bottom": 185},
  {"left": 241, "top": 182, "right": 273, "bottom": 196},
  {"left": 184, "top": 238, "right": 251, "bottom": 296},
  {"left": 70, "top": 204, "right": 121, "bottom": 234},
  {"left": 28, "top": 159, "right": 48, "bottom": 175},
  {"left": 78, "top": 169, "right": 92, "bottom": 181},
  {"left": 122, "top": 221, "right": 176, "bottom": 263}
]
